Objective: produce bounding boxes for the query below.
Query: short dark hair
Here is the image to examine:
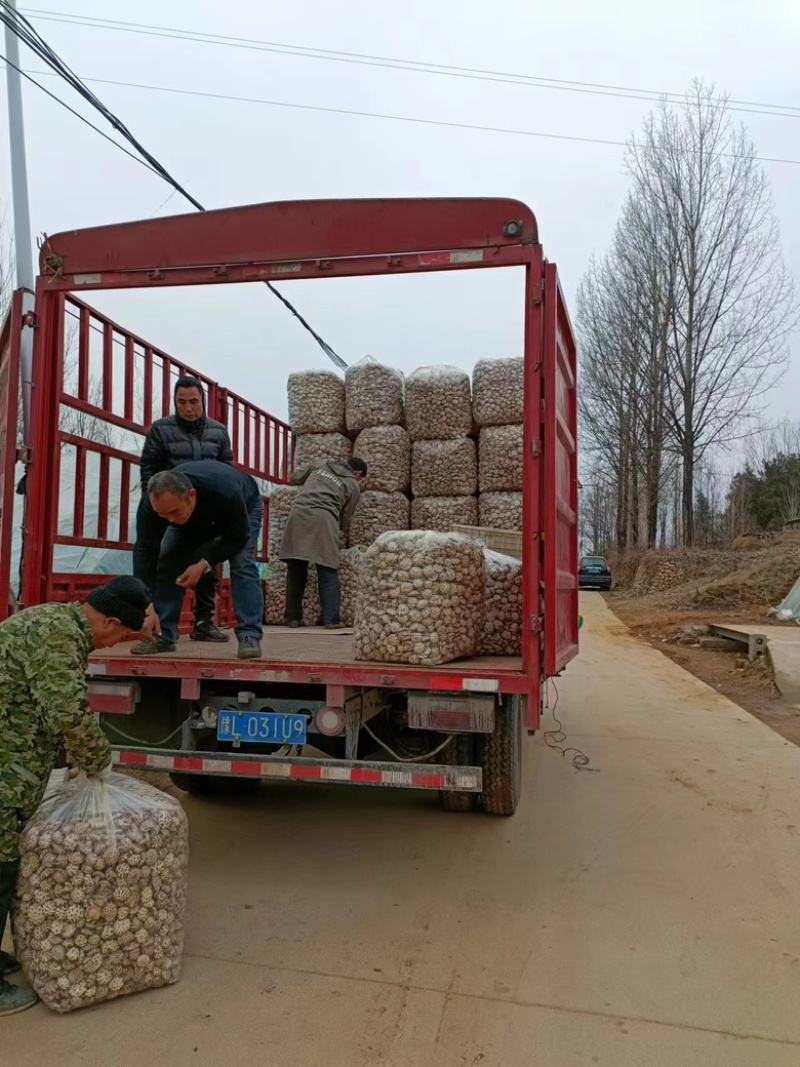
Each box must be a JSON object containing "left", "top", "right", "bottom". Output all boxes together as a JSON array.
[
  {"left": 148, "top": 470, "right": 193, "bottom": 499},
  {"left": 349, "top": 457, "right": 368, "bottom": 476},
  {"left": 174, "top": 375, "right": 204, "bottom": 397}
]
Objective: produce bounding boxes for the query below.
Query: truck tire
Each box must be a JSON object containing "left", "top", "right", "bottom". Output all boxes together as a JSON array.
[
  {"left": 479, "top": 696, "right": 522, "bottom": 816},
  {"left": 438, "top": 734, "right": 479, "bottom": 813}
]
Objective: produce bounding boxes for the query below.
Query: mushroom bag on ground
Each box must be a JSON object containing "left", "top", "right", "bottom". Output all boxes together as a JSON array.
[
  {"left": 404, "top": 365, "right": 472, "bottom": 441},
  {"left": 411, "top": 438, "right": 478, "bottom": 498},
  {"left": 349, "top": 490, "right": 410, "bottom": 547},
  {"left": 12, "top": 772, "right": 189, "bottom": 1013},
  {"left": 345, "top": 356, "right": 404, "bottom": 432},
  {"left": 410, "top": 495, "right": 478, "bottom": 533},
  {"left": 293, "top": 432, "right": 353, "bottom": 468},
  {"left": 287, "top": 370, "right": 346, "bottom": 435},
  {"left": 481, "top": 549, "right": 522, "bottom": 655},
  {"left": 472, "top": 357, "right": 524, "bottom": 426},
  {"left": 354, "top": 531, "right": 484, "bottom": 666},
  {"left": 353, "top": 425, "right": 411, "bottom": 494}
]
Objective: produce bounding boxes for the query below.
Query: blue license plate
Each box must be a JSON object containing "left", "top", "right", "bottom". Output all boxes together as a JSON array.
[{"left": 216, "top": 711, "right": 307, "bottom": 745}]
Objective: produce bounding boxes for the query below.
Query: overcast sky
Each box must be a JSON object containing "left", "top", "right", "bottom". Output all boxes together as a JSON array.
[{"left": 1, "top": 0, "right": 799, "bottom": 442}]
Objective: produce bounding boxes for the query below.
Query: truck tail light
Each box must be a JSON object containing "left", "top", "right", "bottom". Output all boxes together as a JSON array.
[
  {"left": 316, "top": 706, "right": 345, "bottom": 736},
  {"left": 88, "top": 682, "right": 139, "bottom": 715},
  {"left": 407, "top": 692, "right": 495, "bottom": 733}
]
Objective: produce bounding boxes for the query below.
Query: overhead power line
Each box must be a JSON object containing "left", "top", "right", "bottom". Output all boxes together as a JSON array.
[
  {"left": 0, "top": 1, "right": 348, "bottom": 370},
  {"left": 5, "top": 62, "right": 800, "bottom": 168},
  {"left": 18, "top": 6, "right": 800, "bottom": 122}
]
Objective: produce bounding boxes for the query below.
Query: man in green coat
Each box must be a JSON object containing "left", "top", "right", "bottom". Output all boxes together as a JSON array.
[{"left": 0, "top": 576, "right": 152, "bottom": 1015}]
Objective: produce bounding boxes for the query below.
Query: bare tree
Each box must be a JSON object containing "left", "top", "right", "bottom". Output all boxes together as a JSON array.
[{"left": 625, "top": 80, "right": 797, "bottom": 543}]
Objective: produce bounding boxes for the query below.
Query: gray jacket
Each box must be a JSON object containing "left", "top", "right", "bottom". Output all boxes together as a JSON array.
[{"left": 279, "top": 460, "right": 360, "bottom": 569}]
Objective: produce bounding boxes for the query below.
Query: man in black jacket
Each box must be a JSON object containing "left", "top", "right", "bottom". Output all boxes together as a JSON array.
[
  {"left": 134, "top": 375, "right": 233, "bottom": 643},
  {"left": 133, "top": 461, "right": 264, "bottom": 660}
]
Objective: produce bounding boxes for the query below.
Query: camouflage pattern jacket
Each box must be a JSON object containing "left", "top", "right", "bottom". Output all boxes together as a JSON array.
[{"left": 0, "top": 602, "right": 111, "bottom": 861}]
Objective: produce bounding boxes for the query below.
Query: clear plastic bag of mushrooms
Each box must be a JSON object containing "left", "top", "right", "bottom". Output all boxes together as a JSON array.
[{"left": 12, "top": 771, "right": 189, "bottom": 1013}]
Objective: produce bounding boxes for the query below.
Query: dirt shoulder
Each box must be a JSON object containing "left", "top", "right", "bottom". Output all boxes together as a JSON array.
[{"left": 608, "top": 596, "right": 800, "bottom": 747}]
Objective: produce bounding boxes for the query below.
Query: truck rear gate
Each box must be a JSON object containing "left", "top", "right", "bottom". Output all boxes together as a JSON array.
[{"left": 0, "top": 198, "right": 579, "bottom": 815}]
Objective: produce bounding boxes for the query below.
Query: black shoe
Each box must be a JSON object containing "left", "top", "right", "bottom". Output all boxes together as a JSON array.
[
  {"left": 0, "top": 951, "right": 20, "bottom": 975},
  {"left": 286, "top": 620, "right": 303, "bottom": 629},
  {"left": 131, "top": 636, "right": 177, "bottom": 656},
  {"left": 0, "top": 978, "right": 38, "bottom": 1016},
  {"left": 238, "top": 637, "right": 262, "bottom": 660},
  {"left": 190, "top": 621, "right": 230, "bottom": 643}
]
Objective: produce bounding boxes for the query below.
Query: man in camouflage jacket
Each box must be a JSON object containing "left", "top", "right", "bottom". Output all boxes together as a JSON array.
[{"left": 0, "top": 576, "right": 151, "bottom": 1015}]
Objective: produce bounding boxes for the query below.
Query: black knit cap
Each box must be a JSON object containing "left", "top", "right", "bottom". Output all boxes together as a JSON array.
[{"left": 86, "top": 576, "right": 151, "bottom": 632}]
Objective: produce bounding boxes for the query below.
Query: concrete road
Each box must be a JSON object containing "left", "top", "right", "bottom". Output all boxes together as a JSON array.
[{"left": 6, "top": 593, "right": 800, "bottom": 1065}]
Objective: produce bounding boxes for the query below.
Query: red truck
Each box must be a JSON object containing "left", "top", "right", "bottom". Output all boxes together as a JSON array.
[{"left": 0, "top": 197, "right": 578, "bottom": 816}]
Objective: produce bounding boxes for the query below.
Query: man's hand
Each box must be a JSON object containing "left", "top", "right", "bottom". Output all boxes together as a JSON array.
[
  {"left": 141, "top": 603, "right": 161, "bottom": 642},
  {"left": 176, "top": 561, "right": 208, "bottom": 590}
]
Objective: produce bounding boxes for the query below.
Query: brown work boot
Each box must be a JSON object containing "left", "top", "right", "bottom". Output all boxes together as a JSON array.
[{"left": 190, "top": 621, "right": 230, "bottom": 643}]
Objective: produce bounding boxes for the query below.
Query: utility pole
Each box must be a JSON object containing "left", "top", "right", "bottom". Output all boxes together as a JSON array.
[{"left": 4, "top": 0, "right": 35, "bottom": 446}]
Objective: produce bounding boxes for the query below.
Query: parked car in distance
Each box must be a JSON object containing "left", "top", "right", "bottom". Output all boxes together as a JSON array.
[{"left": 578, "top": 556, "right": 612, "bottom": 591}]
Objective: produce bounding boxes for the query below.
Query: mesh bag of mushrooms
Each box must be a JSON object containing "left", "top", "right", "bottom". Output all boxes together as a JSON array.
[
  {"left": 472, "top": 357, "right": 524, "bottom": 426},
  {"left": 345, "top": 356, "right": 404, "bottom": 432},
  {"left": 479, "top": 424, "right": 523, "bottom": 492},
  {"left": 12, "top": 772, "right": 188, "bottom": 1013},
  {"left": 480, "top": 550, "right": 523, "bottom": 656},
  {"left": 293, "top": 432, "right": 353, "bottom": 469},
  {"left": 404, "top": 366, "right": 472, "bottom": 441},
  {"left": 411, "top": 438, "right": 477, "bottom": 497},
  {"left": 353, "top": 425, "right": 411, "bottom": 493},
  {"left": 349, "top": 490, "right": 409, "bottom": 547},
  {"left": 264, "top": 560, "right": 321, "bottom": 625},
  {"left": 266, "top": 485, "right": 298, "bottom": 558},
  {"left": 287, "top": 369, "right": 346, "bottom": 435},
  {"left": 479, "top": 491, "right": 522, "bottom": 531},
  {"left": 338, "top": 546, "right": 366, "bottom": 627},
  {"left": 410, "top": 495, "right": 478, "bottom": 532},
  {"left": 354, "top": 531, "right": 484, "bottom": 666}
]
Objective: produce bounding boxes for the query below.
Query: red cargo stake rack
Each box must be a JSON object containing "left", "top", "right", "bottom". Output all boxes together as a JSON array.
[{"left": 0, "top": 198, "right": 579, "bottom": 815}]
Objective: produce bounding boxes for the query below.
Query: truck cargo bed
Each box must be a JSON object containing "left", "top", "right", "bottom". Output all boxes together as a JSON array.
[{"left": 89, "top": 626, "right": 526, "bottom": 693}]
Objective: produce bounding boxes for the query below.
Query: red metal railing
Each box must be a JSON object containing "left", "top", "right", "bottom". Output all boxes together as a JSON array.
[{"left": 21, "top": 291, "right": 290, "bottom": 610}]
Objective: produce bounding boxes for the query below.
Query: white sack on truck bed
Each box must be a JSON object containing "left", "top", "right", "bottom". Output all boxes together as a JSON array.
[
  {"left": 480, "top": 549, "right": 522, "bottom": 655},
  {"left": 293, "top": 432, "right": 353, "bottom": 468},
  {"left": 345, "top": 356, "right": 404, "bottom": 432},
  {"left": 354, "top": 531, "right": 484, "bottom": 666},
  {"left": 353, "top": 425, "right": 411, "bottom": 494},
  {"left": 264, "top": 560, "right": 321, "bottom": 625},
  {"left": 479, "top": 491, "right": 523, "bottom": 532},
  {"left": 349, "top": 490, "right": 409, "bottom": 547},
  {"left": 472, "top": 357, "right": 524, "bottom": 426},
  {"left": 410, "top": 495, "right": 478, "bottom": 533},
  {"left": 339, "top": 546, "right": 366, "bottom": 627},
  {"left": 287, "top": 370, "right": 346, "bottom": 435},
  {"left": 404, "top": 365, "right": 472, "bottom": 441},
  {"left": 12, "top": 772, "right": 188, "bottom": 1013},
  {"left": 411, "top": 438, "right": 477, "bottom": 498},
  {"left": 266, "top": 485, "right": 298, "bottom": 558},
  {"left": 478, "top": 424, "right": 523, "bottom": 492}
]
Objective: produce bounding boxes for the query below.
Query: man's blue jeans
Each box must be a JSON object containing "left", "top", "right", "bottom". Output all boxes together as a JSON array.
[{"left": 155, "top": 499, "right": 264, "bottom": 643}]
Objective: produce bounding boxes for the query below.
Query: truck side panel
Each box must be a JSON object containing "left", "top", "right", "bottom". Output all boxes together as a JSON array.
[
  {"left": 542, "top": 263, "right": 579, "bottom": 676},
  {"left": 0, "top": 290, "right": 22, "bottom": 620}
]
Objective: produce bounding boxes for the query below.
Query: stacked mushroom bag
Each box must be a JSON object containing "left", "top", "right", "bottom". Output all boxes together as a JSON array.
[
  {"left": 346, "top": 357, "right": 410, "bottom": 546},
  {"left": 480, "top": 550, "right": 523, "bottom": 656},
  {"left": 473, "top": 357, "right": 524, "bottom": 532},
  {"left": 354, "top": 531, "right": 484, "bottom": 666},
  {"left": 12, "top": 772, "right": 188, "bottom": 1013},
  {"left": 407, "top": 366, "right": 478, "bottom": 532}
]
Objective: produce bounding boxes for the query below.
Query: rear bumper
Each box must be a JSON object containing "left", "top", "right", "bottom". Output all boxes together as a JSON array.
[
  {"left": 578, "top": 578, "right": 612, "bottom": 590},
  {"left": 113, "top": 746, "right": 482, "bottom": 792}
]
